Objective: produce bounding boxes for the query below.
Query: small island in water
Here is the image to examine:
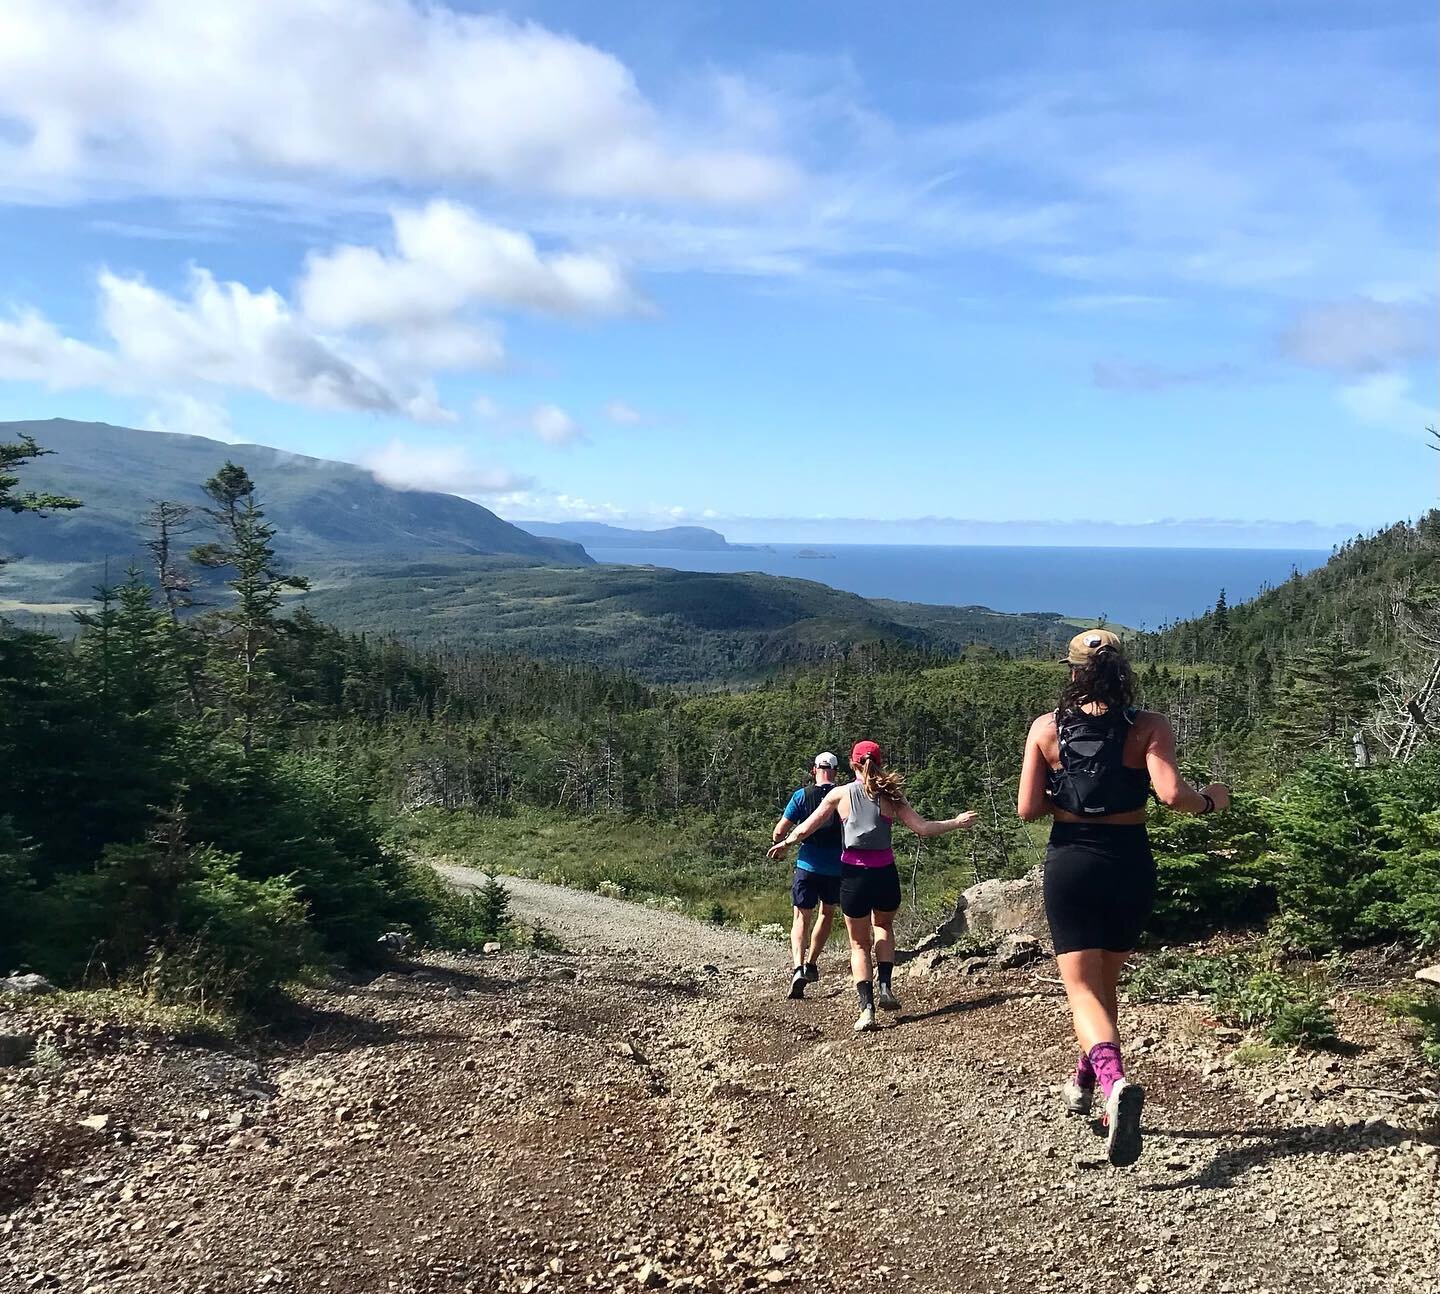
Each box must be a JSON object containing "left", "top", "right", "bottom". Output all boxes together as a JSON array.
[{"left": 794, "top": 547, "right": 837, "bottom": 559}]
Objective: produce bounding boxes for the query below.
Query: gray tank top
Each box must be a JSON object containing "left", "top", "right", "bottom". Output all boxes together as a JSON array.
[{"left": 844, "top": 780, "right": 893, "bottom": 850}]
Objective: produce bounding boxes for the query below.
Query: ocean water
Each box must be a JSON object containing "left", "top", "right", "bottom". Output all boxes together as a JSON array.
[{"left": 585, "top": 543, "right": 1330, "bottom": 630}]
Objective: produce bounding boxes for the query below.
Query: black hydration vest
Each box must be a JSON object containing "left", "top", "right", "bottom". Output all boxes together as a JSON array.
[
  {"left": 1047, "top": 708, "right": 1150, "bottom": 817},
  {"left": 794, "top": 784, "right": 843, "bottom": 850}
]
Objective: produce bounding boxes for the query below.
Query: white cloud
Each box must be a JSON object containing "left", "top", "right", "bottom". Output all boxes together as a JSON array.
[
  {"left": 362, "top": 440, "right": 530, "bottom": 495},
  {"left": 473, "top": 395, "right": 502, "bottom": 421},
  {"left": 605, "top": 401, "right": 645, "bottom": 425},
  {"left": 0, "top": 264, "right": 486, "bottom": 423},
  {"left": 0, "top": 0, "right": 797, "bottom": 206},
  {"left": 299, "top": 202, "right": 640, "bottom": 330},
  {"left": 529, "top": 404, "right": 584, "bottom": 446},
  {"left": 1278, "top": 298, "right": 1435, "bottom": 374},
  {"left": 1338, "top": 373, "right": 1437, "bottom": 434},
  {"left": 145, "top": 392, "right": 237, "bottom": 443}
]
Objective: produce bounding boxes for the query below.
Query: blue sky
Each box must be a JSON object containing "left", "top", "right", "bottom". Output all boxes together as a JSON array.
[{"left": 0, "top": 0, "right": 1434, "bottom": 545}]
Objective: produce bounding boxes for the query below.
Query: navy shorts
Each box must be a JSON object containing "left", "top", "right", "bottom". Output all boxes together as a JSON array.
[
  {"left": 839, "top": 863, "right": 903, "bottom": 918},
  {"left": 792, "top": 868, "right": 841, "bottom": 910}
]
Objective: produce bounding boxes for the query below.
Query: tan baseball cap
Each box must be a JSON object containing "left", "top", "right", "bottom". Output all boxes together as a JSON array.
[
  {"left": 1063, "top": 628, "right": 1124, "bottom": 665},
  {"left": 814, "top": 751, "right": 839, "bottom": 769}
]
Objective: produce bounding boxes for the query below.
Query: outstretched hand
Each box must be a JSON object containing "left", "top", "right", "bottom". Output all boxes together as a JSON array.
[{"left": 954, "top": 811, "right": 980, "bottom": 830}]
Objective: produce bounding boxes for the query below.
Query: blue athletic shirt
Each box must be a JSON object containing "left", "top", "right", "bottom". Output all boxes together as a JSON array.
[{"left": 784, "top": 787, "right": 843, "bottom": 876}]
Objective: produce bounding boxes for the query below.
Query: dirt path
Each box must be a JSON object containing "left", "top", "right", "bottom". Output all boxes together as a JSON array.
[
  {"left": 434, "top": 865, "right": 775, "bottom": 967},
  {"left": 2, "top": 878, "right": 1437, "bottom": 1294}
]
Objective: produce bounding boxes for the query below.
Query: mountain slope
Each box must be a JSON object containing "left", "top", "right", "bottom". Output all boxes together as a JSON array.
[
  {"left": 301, "top": 558, "right": 1079, "bottom": 683},
  {"left": 0, "top": 419, "right": 589, "bottom": 593},
  {"left": 514, "top": 520, "right": 742, "bottom": 550}
]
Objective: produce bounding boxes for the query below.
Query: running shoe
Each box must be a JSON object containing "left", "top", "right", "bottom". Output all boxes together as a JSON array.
[
  {"left": 852, "top": 1005, "right": 879, "bottom": 1033},
  {"left": 1061, "top": 1078, "right": 1095, "bottom": 1116},
  {"left": 802, "top": 962, "right": 820, "bottom": 983},
  {"left": 786, "top": 969, "right": 806, "bottom": 1000},
  {"left": 876, "top": 985, "right": 902, "bottom": 1012},
  {"left": 1104, "top": 1078, "right": 1145, "bottom": 1167}
]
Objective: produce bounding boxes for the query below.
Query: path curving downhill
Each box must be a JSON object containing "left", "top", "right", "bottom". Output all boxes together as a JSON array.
[{"left": 434, "top": 863, "right": 777, "bottom": 968}]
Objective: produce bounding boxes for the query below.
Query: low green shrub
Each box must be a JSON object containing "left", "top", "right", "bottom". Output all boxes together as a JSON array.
[
  {"left": 1124, "top": 950, "right": 1337, "bottom": 1048},
  {"left": 1388, "top": 991, "right": 1440, "bottom": 1067}
]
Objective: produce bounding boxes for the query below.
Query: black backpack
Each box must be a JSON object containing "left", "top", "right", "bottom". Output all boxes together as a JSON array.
[
  {"left": 1047, "top": 708, "right": 1150, "bottom": 816},
  {"left": 794, "top": 784, "right": 843, "bottom": 849}
]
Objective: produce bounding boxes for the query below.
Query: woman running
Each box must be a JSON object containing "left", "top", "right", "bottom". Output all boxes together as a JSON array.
[
  {"left": 768, "top": 740, "right": 977, "bottom": 1032},
  {"left": 1018, "top": 629, "right": 1230, "bottom": 1166}
]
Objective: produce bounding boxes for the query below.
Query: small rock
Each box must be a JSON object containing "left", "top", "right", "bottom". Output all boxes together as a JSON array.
[
  {"left": 994, "top": 934, "right": 1042, "bottom": 970},
  {"left": 636, "top": 1261, "right": 665, "bottom": 1288},
  {"left": 767, "top": 1244, "right": 793, "bottom": 1264},
  {"left": 78, "top": 1114, "right": 112, "bottom": 1133},
  {"left": 482, "top": 941, "right": 504, "bottom": 955},
  {"left": 1415, "top": 964, "right": 1440, "bottom": 988},
  {"left": 1, "top": 973, "right": 55, "bottom": 995},
  {"left": 376, "top": 930, "right": 412, "bottom": 955}
]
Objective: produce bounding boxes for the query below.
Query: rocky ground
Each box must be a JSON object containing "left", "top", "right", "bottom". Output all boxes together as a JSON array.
[{"left": 2, "top": 877, "right": 1437, "bottom": 1294}]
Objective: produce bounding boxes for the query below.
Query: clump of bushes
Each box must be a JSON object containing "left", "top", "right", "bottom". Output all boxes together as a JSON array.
[{"left": 1125, "top": 950, "right": 1337, "bottom": 1048}]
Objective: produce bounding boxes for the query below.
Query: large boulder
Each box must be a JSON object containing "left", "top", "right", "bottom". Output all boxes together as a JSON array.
[
  {"left": 929, "top": 867, "right": 1049, "bottom": 949},
  {"left": 1416, "top": 965, "right": 1440, "bottom": 988}
]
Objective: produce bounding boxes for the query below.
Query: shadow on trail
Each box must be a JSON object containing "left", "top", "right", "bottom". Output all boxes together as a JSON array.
[
  {"left": 895, "top": 991, "right": 1021, "bottom": 1026},
  {"left": 1142, "top": 1120, "right": 1438, "bottom": 1191}
]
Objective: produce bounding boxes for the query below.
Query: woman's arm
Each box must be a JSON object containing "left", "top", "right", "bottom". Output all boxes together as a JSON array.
[
  {"left": 1144, "top": 716, "right": 1231, "bottom": 815},
  {"left": 766, "top": 789, "right": 841, "bottom": 858},
  {"left": 890, "top": 799, "right": 979, "bottom": 838},
  {"left": 1017, "top": 714, "right": 1054, "bottom": 822}
]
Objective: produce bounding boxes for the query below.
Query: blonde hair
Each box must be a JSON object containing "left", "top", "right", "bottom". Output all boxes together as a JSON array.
[{"left": 854, "top": 753, "right": 905, "bottom": 805}]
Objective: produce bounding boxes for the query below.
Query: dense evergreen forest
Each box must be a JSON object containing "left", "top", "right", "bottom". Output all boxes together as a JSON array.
[{"left": 1, "top": 430, "right": 1436, "bottom": 1049}]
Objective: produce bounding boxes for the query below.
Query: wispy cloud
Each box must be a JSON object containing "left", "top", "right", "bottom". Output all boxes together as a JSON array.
[
  {"left": 1092, "top": 360, "right": 1245, "bottom": 393},
  {"left": 0, "top": 0, "right": 798, "bottom": 207},
  {"left": 1277, "top": 298, "right": 1435, "bottom": 374},
  {"left": 362, "top": 440, "right": 531, "bottom": 495}
]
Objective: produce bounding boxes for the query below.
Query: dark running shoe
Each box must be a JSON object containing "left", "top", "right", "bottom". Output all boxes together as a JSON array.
[
  {"left": 786, "top": 969, "right": 807, "bottom": 1000},
  {"left": 1104, "top": 1078, "right": 1145, "bottom": 1167},
  {"left": 802, "top": 962, "right": 820, "bottom": 983}
]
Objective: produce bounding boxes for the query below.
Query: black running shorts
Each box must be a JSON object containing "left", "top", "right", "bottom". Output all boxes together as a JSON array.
[
  {"left": 1043, "top": 822, "right": 1156, "bottom": 954},
  {"left": 839, "top": 863, "right": 902, "bottom": 918}
]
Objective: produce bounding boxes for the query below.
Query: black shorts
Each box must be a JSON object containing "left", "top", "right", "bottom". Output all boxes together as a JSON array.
[
  {"left": 1043, "top": 822, "right": 1156, "bottom": 954},
  {"left": 791, "top": 868, "right": 841, "bottom": 910},
  {"left": 839, "top": 863, "right": 902, "bottom": 918}
]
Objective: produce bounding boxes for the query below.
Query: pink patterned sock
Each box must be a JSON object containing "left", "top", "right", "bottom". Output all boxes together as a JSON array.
[
  {"left": 1073, "top": 1050, "right": 1096, "bottom": 1087},
  {"left": 1087, "top": 1042, "right": 1125, "bottom": 1099}
]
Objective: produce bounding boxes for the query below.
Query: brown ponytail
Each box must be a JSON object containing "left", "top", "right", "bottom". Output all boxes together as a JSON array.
[{"left": 856, "top": 754, "right": 905, "bottom": 805}]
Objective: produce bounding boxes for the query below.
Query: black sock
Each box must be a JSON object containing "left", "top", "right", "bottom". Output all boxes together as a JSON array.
[
  {"left": 877, "top": 961, "right": 894, "bottom": 990},
  {"left": 792, "top": 964, "right": 805, "bottom": 978},
  {"left": 856, "top": 980, "right": 874, "bottom": 1009},
  {"left": 804, "top": 961, "right": 817, "bottom": 977}
]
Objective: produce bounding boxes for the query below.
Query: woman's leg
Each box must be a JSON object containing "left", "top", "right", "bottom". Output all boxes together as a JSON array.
[
  {"left": 1101, "top": 949, "right": 1130, "bottom": 1028},
  {"left": 845, "top": 913, "right": 874, "bottom": 985},
  {"left": 1056, "top": 949, "right": 1120, "bottom": 1053},
  {"left": 872, "top": 907, "right": 900, "bottom": 1007}
]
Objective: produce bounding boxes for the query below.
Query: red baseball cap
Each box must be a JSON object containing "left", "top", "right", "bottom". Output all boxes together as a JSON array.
[{"left": 851, "top": 740, "right": 883, "bottom": 763}]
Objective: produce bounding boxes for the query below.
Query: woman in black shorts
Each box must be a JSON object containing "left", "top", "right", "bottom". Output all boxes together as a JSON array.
[
  {"left": 769, "top": 740, "right": 977, "bottom": 1033},
  {"left": 1018, "top": 629, "right": 1230, "bottom": 1166}
]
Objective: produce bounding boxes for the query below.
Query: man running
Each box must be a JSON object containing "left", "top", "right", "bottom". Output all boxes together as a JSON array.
[{"left": 772, "top": 752, "right": 844, "bottom": 999}]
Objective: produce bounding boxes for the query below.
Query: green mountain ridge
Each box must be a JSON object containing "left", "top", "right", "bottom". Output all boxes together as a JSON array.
[
  {"left": 513, "top": 520, "right": 744, "bottom": 550},
  {"left": 0, "top": 419, "right": 590, "bottom": 597},
  {"left": 298, "top": 558, "right": 1084, "bottom": 683}
]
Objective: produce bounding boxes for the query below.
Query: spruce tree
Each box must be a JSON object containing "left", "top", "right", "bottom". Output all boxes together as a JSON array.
[
  {"left": 191, "top": 463, "right": 308, "bottom": 751},
  {"left": 0, "top": 434, "right": 81, "bottom": 569}
]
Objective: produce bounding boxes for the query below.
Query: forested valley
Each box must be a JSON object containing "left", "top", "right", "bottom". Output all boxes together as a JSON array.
[{"left": 1, "top": 429, "right": 1437, "bottom": 1061}]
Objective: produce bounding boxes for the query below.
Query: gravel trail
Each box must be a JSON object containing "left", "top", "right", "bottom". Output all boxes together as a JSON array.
[
  {"left": 435, "top": 864, "right": 776, "bottom": 967},
  {"left": 2, "top": 875, "right": 1436, "bottom": 1294}
]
